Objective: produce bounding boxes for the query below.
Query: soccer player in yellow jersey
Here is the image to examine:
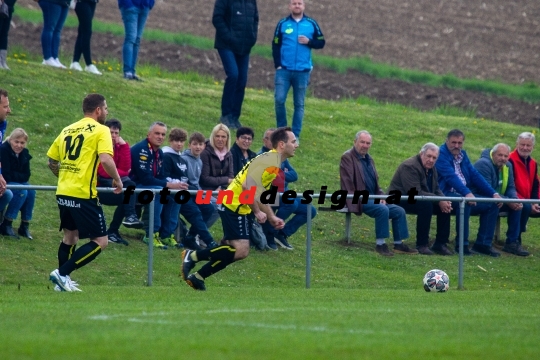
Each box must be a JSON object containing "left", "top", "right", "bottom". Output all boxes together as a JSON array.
[
  {"left": 181, "top": 127, "right": 299, "bottom": 290},
  {"left": 46, "top": 94, "right": 123, "bottom": 292}
]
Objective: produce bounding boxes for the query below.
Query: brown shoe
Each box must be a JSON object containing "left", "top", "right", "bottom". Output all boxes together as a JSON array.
[
  {"left": 393, "top": 243, "right": 419, "bottom": 254},
  {"left": 417, "top": 246, "right": 434, "bottom": 255},
  {"left": 430, "top": 243, "right": 454, "bottom": 256},
  {"left": 375, "top": 243, "right": 394, "bottom": 256}
]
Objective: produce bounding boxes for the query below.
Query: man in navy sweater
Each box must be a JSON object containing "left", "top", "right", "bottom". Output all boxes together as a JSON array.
[{"left": 272, "top": 0, "right": 325, "bottom": 141}]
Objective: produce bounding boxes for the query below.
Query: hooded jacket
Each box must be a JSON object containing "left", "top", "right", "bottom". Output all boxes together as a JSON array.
[{"left": 212, "top": 0, "right": 259, "bottom": 55}]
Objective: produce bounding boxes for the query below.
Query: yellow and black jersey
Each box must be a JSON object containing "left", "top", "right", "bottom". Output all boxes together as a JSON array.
[
  {"left": 223, "top": 149, "right": 281, "bottom": 215},
  {"left": 47, "top": 117, "right": 113, "bottom": 199}
]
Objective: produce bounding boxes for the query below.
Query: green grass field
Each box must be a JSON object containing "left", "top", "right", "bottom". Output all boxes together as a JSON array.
[{"left": 1, "top": 41, "right": 540, "bottom": 359}]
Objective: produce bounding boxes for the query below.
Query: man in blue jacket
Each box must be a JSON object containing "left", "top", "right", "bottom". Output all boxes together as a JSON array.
[
  {"left": 473, "top": 143, "right": 528, "bottom": 256},
  {"left": 272, "top": 0, "right": 325, "bottom": 141},
  {"left": 436, "top": 129, "right": 502, "bottom": 257},
  {"left": 129, "top": 122, "right": 186, "bottom": 249}
]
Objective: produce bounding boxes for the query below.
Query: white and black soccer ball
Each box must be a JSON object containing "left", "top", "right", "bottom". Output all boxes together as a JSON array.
[{"left": 423, "top": 269, "right": 449, "bottom": 292}]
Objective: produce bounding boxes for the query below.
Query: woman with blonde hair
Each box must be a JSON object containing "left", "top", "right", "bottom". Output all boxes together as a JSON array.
[
  {"left": 199, "top": 123, "right": 234, "bottom": 191},
  {"left": 0, "top": 128, "right": 35, "bottom": 239}
]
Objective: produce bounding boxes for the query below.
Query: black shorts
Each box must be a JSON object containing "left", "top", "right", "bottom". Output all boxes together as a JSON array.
[
  {"left": 57, "top": 195, "right": 107, "bottom": 239},
  {"left": 218, "top": 204, "right": 250, "bottom": 241}
]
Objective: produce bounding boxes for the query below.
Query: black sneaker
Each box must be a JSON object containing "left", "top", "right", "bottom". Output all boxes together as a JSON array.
[
  {"left": 219, "top": 115, "right": 234, "bottom": 129},
  {"left": 471, "top": 243, "right": 500, "bottom": 257},
  {"left": 182, "top": 235, "right": 203, "bottom": 250},
  {"left": 454, "top": 245, "right": 474, "bottom": 256},
  {"left": 181, "top": 250, "right": 196, "bottom": 280},
  {"left": 122, "top": 214, "right": 144, "bottom": 229},
  {"left": 108, "top": 232, "right": 129, "bottom": 246},
  {"left": 205, "top": 241, "right": 219, "bottom": 249},
  {"left": 274, "top": 231, "right": 293, "bottom": 250},
  {"left": 186, "top": 273, "right": 206, "bottom": 291},
  {"left": 393, "top": 243, "right": 419, "bottom": 254},
  {"left": 502, "top": 242, "right": 529, "bottom": 257},
  {"left": 265, "top": 243, "right": 278, "bottom": 251}
]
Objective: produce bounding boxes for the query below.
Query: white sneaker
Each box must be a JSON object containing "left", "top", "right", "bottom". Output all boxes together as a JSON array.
[
  {"left": 69, "top": 61, "right": 83, "bottom": 71},
  {"left": 42, "top": 58, "right": 60, "bottom": 67},
  {"left": 54, "top": 58, "right": 67, "bottom": 69},
  {"left": 49, "top": 269, "right": 72, "bottom": 292},
  {"left": 66, "top": 275, "right": 82, "bottom": 292},
  {"left": 85, "top": 64, "right": 102, "bottom": 75}
]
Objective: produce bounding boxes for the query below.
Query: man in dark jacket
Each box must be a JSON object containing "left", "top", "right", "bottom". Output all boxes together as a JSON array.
[
  {"left": 129, "top": 122, "right": 186, "bottom": 249},
  {"left": 389, "top": 143, "right": 453, "bottom": 255},
  {"left": 340, "top": 130, "right": 416, "bottom": 256},
  {"left": 272, "top": 0, "right": 325, "bottom": 140},
  {"left": 473, "top": 143, "right": 528, "bottom": 256},
  {"left": 213, "top": 0, "right": 258, "bottom": 129},
  {"left": 435, "top": 129, "right": 502, "bottom": 257}
]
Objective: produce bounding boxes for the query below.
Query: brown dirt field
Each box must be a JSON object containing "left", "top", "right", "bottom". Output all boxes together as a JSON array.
[{"left": 10, "top": 0, "right": 540, "bottom": 126}]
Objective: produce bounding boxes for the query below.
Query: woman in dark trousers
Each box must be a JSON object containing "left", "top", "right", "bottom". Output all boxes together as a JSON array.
[
  {"left": 0, "top": 0, "right": 16, "bottom": 70},
  {"left": 69, "top": 0, "right": 102, "bottom": 75}
]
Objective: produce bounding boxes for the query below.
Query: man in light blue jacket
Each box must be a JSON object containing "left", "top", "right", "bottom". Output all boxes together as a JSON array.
[{"left": 272, "top": 0, "right": 325, "bottom": 141}]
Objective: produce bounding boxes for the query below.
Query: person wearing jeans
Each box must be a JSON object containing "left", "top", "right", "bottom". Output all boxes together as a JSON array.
[
  {"left": 272, "top": 0, "right": 325, "bottom": 141},
  {"left": 70, "top": 0, "right": 101, "bottom": 75},
  {"left": 0, "top": 128, "right": 35, "bottom": 239},
  {"left": 118, "top": 0, "right": 153, "bottom": 80},
  {"left": 0, "top": 0, "right": 17, "bottom": 70},
  {"left": 212, "top": 0, "right": 259, "bottom": 129},
  {"left": 340, "top": 130, "right": 417, "bottom": 256},
  {"left": 38, "top": 0, "right": 69, "bottom": 68}
]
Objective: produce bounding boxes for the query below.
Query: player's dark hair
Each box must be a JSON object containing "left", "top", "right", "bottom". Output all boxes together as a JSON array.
[
  {"left": 82, "top": 93, "right": 106, "bottom": 114},
  {"left": 446, "top": 129, "right": 465, "bottom": 140},
  {"left": 189, "top": 131, "right": 206, "bottom": 144},
  {"left": 0, "top": 88, "right": 8, "bottom": 99},
  {"left": 236, "top": 127, "right": 254, "bottom": 139},
  {"left": 270, "top": 126, "right": 293, "bottom": 148},
  {"left": 169, "top": 128, "right": 188, "bottom": 142},
  {"left": 105, "top": 119, "right": 122, "bottom": 131}
]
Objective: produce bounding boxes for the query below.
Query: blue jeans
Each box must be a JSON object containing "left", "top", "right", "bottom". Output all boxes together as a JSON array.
[
  {"left": 217, "top": 48, "right": 250, "bottom": 119},
  {"left": 5, "top": 183, "right": 35, "bottom": 221},
  {"left": 470, "top": 202, "right": 499, "bottom": 246},
  {"left": 160, "top": 195, "right": 180, "bottom": 239},
  {"left": 39, "top": 0, "right": 68, "bottom": 59},
  {"left": 181, "top": 198, "right": 215, "bottom": 245},
  {"left": 362, "top": 200, "right": 409, "bottom": 241},
  {"left": 137, "top": 185, "right": 163, "bottom": 237},
  {"left": 499, "top": 204, "right": 521, "bottom": 243},
  {"left": 275, "top": 197, "right": 317, "bottom": 237},
  {"left": 275, "top": 69, "right": 311, "bottom": 139},
  {"left": 120, "top": 6, "right": 150, "bottom": 75},
  {"left": 0, "top": 189, "right": 14, "bottom": 214}
]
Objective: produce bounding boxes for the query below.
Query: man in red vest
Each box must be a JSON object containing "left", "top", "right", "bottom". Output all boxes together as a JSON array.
[{"left": 508, "top": 132, "right": 540, "bottom": 249}]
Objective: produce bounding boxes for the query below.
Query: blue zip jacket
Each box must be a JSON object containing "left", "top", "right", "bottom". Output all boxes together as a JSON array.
[
  {"left": 129, "top": 138, "right": 167, "bottom": 187},
  {"left": 435, "top": 143, "right": 496, "bottom": 197},
  {"left": 118, "top": 0, "right": 154, "bottom": 10},
  {"left": 272, "top": 14, "right": 325, "bottom": 71}
]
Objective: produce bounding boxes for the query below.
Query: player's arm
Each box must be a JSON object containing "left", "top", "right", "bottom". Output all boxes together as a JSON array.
[
  {"left": 255, "top": 201, "right": 285, "bottom": 230},
  {"left": 99, "top": 153, "right": 123, "bottom": 194},
  {"left": 48, "top": 157, "right": 60, "bottom": 177}
]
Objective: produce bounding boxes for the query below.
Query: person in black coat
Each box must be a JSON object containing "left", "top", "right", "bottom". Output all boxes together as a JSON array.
[
  {"left": 0, "top": 128, "right": 35, "bottom": 239},
  {"left": 212, "top": 0, "right": 259, "bottom": 129}
]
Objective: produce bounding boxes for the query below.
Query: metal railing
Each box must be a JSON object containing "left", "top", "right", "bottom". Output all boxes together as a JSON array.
[{"left": 7, "top": 185, "right": 539, "bottom": 290}]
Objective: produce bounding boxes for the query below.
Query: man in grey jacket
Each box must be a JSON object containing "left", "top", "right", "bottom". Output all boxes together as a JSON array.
[
  {"left": 473, "top": 143, "right": 528, "bottom": 256},
  {"left": 389, "top": 143, "right": 453, "bottom": 255}
]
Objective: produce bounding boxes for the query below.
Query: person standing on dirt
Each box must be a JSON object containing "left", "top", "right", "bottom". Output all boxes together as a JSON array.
[
  {"left": 212, "top": 0, "right": 259, "bottom": 130},
  {"left": 118, "top": 0, "right": 154, "bottom": 81},
  {"left": 272, "top": 0, "right": 325, "bottom": 142}
]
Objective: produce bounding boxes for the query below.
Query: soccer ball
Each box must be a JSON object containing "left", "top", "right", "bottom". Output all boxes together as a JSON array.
[{"left": 423, "top": 269, "right": 449, "bottom": 292}]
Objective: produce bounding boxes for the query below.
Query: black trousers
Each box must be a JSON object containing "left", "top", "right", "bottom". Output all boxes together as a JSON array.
[
  {"left": 72, "top": 1, "right": 96, "bottom": 65},
  {"left": 397, "top": 200, "right": 451, "bottom": 247},
  {"left": 98, "top": 178, "right": 137, "bottom": 233}
]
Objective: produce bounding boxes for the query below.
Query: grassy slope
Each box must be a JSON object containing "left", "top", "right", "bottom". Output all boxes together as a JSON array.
[
  {"left": 1, "top": 57, "right": 540, "bottom": 359},
  {"left": 11, "top": 6, "right": 540, "bottom": 103}
]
